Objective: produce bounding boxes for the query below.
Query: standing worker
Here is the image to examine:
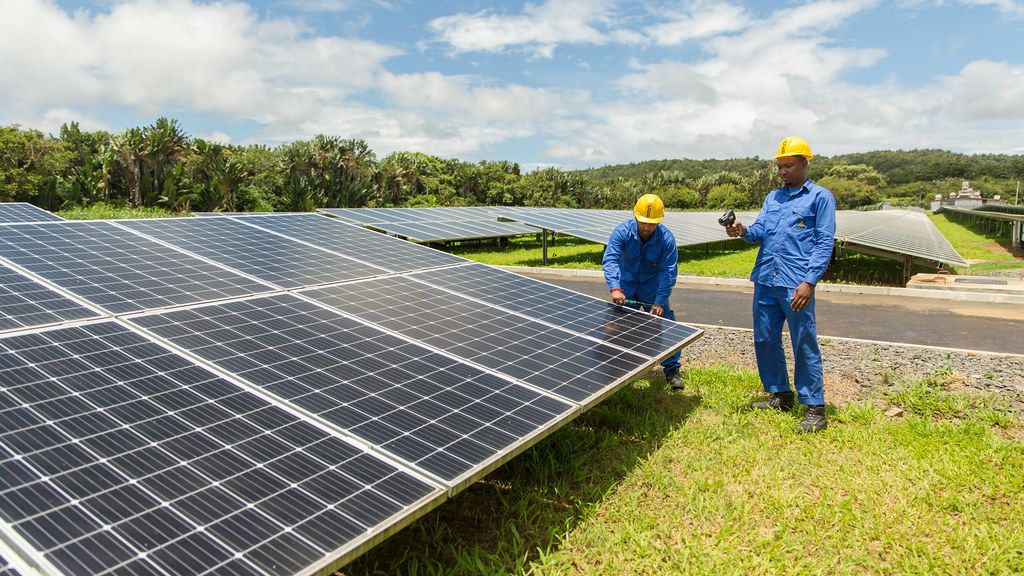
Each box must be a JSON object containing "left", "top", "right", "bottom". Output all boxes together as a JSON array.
[
  {"left": 603, "top": 194, "right": 684, "bottom": 391},
  {"left": 724, "top": 136, "right": 836, "bottom": 433}
]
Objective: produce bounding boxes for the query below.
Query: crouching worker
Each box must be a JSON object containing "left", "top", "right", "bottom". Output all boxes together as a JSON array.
[{"left": 603, "top": 193, "right": 684, "bottom": 391}]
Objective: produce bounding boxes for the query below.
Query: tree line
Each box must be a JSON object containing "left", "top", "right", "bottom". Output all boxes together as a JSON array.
[{"left": 2, "top": 118, "right": 1022, "bottom": 214}]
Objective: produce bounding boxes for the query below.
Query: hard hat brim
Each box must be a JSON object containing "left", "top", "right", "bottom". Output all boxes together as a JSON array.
[
  {"left": 634, "top": 214, "right": 663, "bottom": 224},
  {"left": 773, "top": 152, "right": 814, "bottom": 161}
]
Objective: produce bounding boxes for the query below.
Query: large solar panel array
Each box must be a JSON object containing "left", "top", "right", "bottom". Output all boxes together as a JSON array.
[
  {"left": 0, "top": 203, "right": 64, "bottom": 224},
  {"left": 936, "top": 204, "right": 1024, "bottom": 222},
  {"left": 498, "top": 207, "right": 967, "bottom": 266},
  {"left": 0, "top": 212, "right": 701, "bottom": 574},
  {"left": 318, "top": 207, "right": 538, "bottom": 243}
]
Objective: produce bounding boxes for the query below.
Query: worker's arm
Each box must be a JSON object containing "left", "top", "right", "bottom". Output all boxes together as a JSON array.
[
  {"left": 791, "top": 190, "right": 837, "bottom": 312},
  {"left": 603, "top": 226, "right": 626, "bottom": 304},
  {"left": 653, "top": 232, "right": 678, "bottom": 316}
]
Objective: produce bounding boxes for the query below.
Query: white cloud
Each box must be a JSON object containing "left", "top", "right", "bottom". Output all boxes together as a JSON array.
[
  {"left": 0, "top": 0, "right": 400, "bottom": 126},
  {"left": 644, "top": 0, "right": 752, "bottom": 45},
  {"left": 959, "top": 0, "right": 1024, "bottom": 17},
  {"left": 944, "top": 60, "right": 1024, "bottom": 121},
  {"left": 427, "top": 0, "right": 632, "bottom": 57}
]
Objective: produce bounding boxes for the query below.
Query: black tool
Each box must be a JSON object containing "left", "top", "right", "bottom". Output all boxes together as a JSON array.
[
  {"left": 623, "top": 298, "right": 656, "bottom": 309},
  {"left": 718, "top": 209, "right": 736, "bottom": 227}
]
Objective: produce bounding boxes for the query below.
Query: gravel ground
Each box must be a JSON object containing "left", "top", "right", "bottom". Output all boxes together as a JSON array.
[{"left": 679, "top": 325, "right": 1024, "bottom": 413}]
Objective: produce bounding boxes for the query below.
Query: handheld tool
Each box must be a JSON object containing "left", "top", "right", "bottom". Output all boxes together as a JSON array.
[
  {"left": 623, "top": 298, "right": 656, "bottom": 309},
  {"left": 718, "top": 209, "right": 736, "bottom": 227}
]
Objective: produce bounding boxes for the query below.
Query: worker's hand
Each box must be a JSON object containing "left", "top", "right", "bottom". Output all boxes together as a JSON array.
[
  {"left": 791, "top": 282, "right": 814, "bottom": 312},
  {"left": 650, "top": 304, "right": 665, "bottom": 317},
  {"left": 610, "top": 289, "right": 626, "bottom": 305},
  {"left": 725, "top": 222, "right": 746, "bottom": 238}
]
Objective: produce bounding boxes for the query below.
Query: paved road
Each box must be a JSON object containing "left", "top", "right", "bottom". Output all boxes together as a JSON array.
[{"left": 531, "top": 275, "right": 1024, "bottom": 356}]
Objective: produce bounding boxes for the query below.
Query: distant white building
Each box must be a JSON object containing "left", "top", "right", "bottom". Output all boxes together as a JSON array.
[{"left": 930, "top": 180, "right": 1006, "bottom": 211}]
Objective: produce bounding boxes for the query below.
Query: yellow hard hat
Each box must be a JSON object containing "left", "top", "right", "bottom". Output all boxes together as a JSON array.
[
  {"left": 774, "top": 136, "right": 814, "bottom": 161},
  {"left": 633, "top": 194, "right": 665, "bottom": 224}
]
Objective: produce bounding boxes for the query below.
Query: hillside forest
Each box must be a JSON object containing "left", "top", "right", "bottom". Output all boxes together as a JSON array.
[{"left": 2, "top": 118, "right": 1023, "bottom": 214}]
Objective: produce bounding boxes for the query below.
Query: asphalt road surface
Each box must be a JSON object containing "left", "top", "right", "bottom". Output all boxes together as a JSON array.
[{"left": 532, "top": 274, "right": 1024, "bottom": 356}]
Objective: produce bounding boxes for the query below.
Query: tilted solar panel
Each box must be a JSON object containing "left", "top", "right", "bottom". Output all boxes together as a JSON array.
[
  {"left": 128, "top": 294, "right": 575, "bottom": 484},
  {"left": 364, "top": 220, "right": 538, "bottom": 243},
  {"left": 119, "top": 217, "right": 389, "bottom": 289},
  {"left": 0, "top": 222, "right": 272, "bottom": 314},
  {"left": 0, "top": 263, "right": 100, "bottom": 333},
  {"left": 0, "top": 321, "right": 439, "bottom": 576},
  {"left": 302, "top": 276, "right": 665, "bottom": 405},
  {"left": 410, "top": 263, "right": 701, "bottom": 359},
  {"left": 0, "top": 203, "right": 64, "bottom": 224},
  {"left": 231, "top": 213, "right": 467, "bottom": 272}
]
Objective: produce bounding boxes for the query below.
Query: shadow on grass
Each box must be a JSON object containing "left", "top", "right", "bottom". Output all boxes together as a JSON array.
[{"left": 341, "top": 377, "right": 701, "bottom": 575}]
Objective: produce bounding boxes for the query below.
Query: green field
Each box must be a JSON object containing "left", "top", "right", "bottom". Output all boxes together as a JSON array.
[{"left": 345, "top": 366, "right": 1023, "bottom": 575}]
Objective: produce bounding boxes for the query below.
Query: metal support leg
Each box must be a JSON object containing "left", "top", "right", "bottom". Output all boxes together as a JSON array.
[
  {"left": 542, "top": 228, "right": 548, "bottom": 265},
  {"left": 1013, "top": 222, "right": 1022, "bottom": 249}
]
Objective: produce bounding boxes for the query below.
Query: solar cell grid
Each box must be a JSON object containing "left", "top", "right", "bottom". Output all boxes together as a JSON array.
[
  {"left": 234, "top": 213, "right": 466, "bottom": 272},
  {"left": 118, "top": 217, "right": 389, "bottom": 289},
  {"left": 0, "top": 321, "right": 438, "bottom": 576},
  {"left": 302, "top": 276, "right": 652, "bottom": 404},
  {"left": 0, "top": 221, "right": 271, "bottom": 314},
  {"left": 411, "top": 263, "right": 701, "bottom": 358},
  {"left": 128, "top": 293, "right": 575, "bottom": 483},
  {"left": 365, "top": 219, "right": 537, "bottom": 242},
  {"left": 0, "top": 263, "right": 100, "bottom": 332},
  {"left": 0, "top": 203, "right": 64, "bottom": 224}
]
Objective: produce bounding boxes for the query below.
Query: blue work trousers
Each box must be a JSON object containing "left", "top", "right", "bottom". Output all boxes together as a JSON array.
[
  {"left": 627, "top": 298, "right": 682, "bottom": 376},
  {"left": 752, "top": 283, "right": 824, "bottom": 405}
]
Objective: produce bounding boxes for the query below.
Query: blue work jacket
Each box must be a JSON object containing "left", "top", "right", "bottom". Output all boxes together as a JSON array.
[
  {"left": 603, "top": 219, "right": 678, "bottom": 307},
  {"left": 744, "top": 180, "right": 837, "bottom": 288}
]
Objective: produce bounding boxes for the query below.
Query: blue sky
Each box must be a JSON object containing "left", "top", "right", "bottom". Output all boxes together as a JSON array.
[{"left": 2, "top": 0, "right": 1023, "bottom": 170}]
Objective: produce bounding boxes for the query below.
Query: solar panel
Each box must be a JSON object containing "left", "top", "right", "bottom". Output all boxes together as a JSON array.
[
  {"left": 0, "top": 320, "right": 440, "bottom": 576},
  {"left": 118, "top": 217, "right": 390, "bottom": 289},
  {"left": 229, "top": 213, "right": 467, "bottom": 272},
  {"left": 128, "top": 293, "right": 576, "bottom": 483},
  {"left": 0, "top": 222, "right": 272, "bottom": 314},
  {"left": 0, "top": 550, "right": 23, "bottom": 576},
  {"left": 301, "top": 276, "right": 665, "bottom": 405},
  {"left": 0, "top": 262, "right": 101, "bottom": 333},
  {"left": 410, "top": 263, "right": 701, "bottom": 358},
  {"left": 0, "top": 203, "right": 64, "bottom": 224},
  {"left": 319, "top": 207, "right": 539, "bottom": 243},
  {"left": 839, "top": 210, "right": 967, "bottom": 265}
]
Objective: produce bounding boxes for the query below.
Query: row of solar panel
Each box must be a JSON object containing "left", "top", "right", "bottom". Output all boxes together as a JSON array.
[
  {"left": 320, "top": 205, "right": 966, "bottom": 266},
  {"left": 0, "top": 211, "right": 700, "bottom": 575}
]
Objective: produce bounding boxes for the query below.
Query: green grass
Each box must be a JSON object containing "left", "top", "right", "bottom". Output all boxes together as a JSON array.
[
  {"left": 928, "top": 213, "right": 1024, "bottom": 276},
  {"left": 343, "top": 366, "right": 1024, "bottom": 576},
  {"left": 56, "top": 202, "right": 183, "bottom": 220}
]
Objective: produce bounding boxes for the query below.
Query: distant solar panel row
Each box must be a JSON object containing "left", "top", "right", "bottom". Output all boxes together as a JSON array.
[
  {"left": 319, "top": 207, "right": 539, "bottom": 242},
  {"left": 0, "top": 203, "right": 64, "bottom": 224},
  {"left": 498, "top": 207, "right": 967, "bottom": 266},
  {"left": 0, "top": 212, "right": 701, "bottom": 575}
]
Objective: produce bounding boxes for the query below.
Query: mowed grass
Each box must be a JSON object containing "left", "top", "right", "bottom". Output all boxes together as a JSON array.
[
  {"left": 343, "top": 366, "right": 1024, "bottom": 576},
  {"left": 928, "top": 212, "right": 1023, "bottom": 271}
]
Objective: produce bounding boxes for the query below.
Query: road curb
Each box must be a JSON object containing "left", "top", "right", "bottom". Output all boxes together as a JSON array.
[{"left": 498, "top": 265, "right": 1024, "bottom": 305}]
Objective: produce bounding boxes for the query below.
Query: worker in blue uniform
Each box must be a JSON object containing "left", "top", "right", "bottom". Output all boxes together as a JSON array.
[
  {"left": 725, "top": 136, "right": 836, "bottom": 433},
  {"left": 603, "top": 194, "right": 684, "bottom": 391}
]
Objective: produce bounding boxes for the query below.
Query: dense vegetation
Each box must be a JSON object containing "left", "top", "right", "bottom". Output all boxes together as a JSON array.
[{"left": 3, "top": 119, "right": 1023, "bottom": 215}]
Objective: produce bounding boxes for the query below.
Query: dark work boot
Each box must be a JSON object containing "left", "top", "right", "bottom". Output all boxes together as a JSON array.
[
  {"left": 751, "top": 391, "right": 795, "bottom": 412},
  {"left": 666, "top": 368, "right": 684, "bottom": 392},
  {"left": 797, "top": 405, "right": 827, "bottom": 433}
]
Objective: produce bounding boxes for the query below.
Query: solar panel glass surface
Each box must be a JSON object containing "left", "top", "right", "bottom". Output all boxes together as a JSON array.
[
  {"left": 411, "top": 264, "right": 701, "bottom": 358},
  {"left": 233, "top": 213, "right": 466, "bottom": 272},
  {"left": 128, "top": 293, "right": 575, "bottom": 483},
  {"left": 0, "top": 222, "right": 271, "bottom": 314},
  {"left": 0, "top": 263, "right": 100, "bottom": 332},
  {"left": 302, "top": 276, "right": 653, "bottom": 404},
  {"left": 0, "top": 321, "right": 438, "bottom": 576},
  {"left": 0, "top": 203, "right": 64, "bottom": 224},
  {"left": 119, "top": 217, "right": 389, "bottom": 289}
]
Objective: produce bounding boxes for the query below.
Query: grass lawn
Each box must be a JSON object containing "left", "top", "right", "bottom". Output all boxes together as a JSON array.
[{"left": 344, "top": 366, "right": 1024, "bottom": 575}]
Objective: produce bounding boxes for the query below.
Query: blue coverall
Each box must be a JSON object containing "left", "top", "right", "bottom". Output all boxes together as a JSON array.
[
  {"left": 602, "top": 219, "right": 681, "bottom": 376},
  {"left": 743, "top": 180, "right": 836, "bottom": 406}
]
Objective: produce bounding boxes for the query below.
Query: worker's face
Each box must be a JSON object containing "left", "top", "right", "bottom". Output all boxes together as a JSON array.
[
  {"left": 776, "top": 156, "right": 808, "bottom": 188},
  {"left": 637, "top": 221, "right": 658, "bottom": 241}
]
